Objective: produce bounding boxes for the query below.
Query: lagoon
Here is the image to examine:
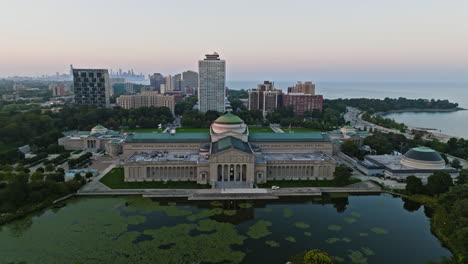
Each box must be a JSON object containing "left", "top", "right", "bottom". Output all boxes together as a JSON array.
[{"left": 0, "top": 194, "right": 451, "bottom": 264}]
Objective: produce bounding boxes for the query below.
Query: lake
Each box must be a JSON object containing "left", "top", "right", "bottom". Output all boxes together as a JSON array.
[
  {"left": 228, "top": 81, "right": 468, "bottom": 138},
  {"left": 0, "top": 194, "right": 451, "bottom": 264}
]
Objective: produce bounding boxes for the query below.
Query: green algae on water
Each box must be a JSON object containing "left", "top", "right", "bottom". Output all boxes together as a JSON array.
[
  {"left": 328, "top": 225, "right": 342, "bottom": 231},
  {"left": 361, "top": 247, "right": 375, "bottom": 256},
  {"left": 304, "top": 232, "right": 312, "bottom": 237},
  {"left": 223, "top": 210, "right": 237, "bottom": 216},
  {"left": 265, "top": 240, "right": 280, "bottom": 247},
  {"left": 294, "top": 222, "right": 310, "bottom": 229},
  {"left": 344, "top": 217, "right": 356, "bottom": 223},
  {"left": 370, "top": 227, "right": 388, "bottom": 234},
  {"left": 238, "top": 202, "right": 253, "bottom": 208},
  {"left": 325, "top": 237, "right": 341, "bottom": 244},
  {"left": 285, "top": 236, "right": 296, "bottom": 242},
  {"left": 283, "top": 208, "right": 293, "bottom": 218},
  {"left": 246, "top": 220, "right": 272, "bottom": 239},
  {"left": 348, "top": 250, "right": 368, "bottom": 264}
]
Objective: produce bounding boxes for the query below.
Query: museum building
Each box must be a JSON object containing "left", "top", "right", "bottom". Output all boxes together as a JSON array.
[{"left": 123, "top": 113, "right": 336, "bottom": 187}]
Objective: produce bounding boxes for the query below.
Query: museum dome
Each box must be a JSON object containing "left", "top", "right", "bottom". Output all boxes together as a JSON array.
[
  {"left": 400, "top": 147, "right": 445, "bottom": 170},
  {"left": 91, "top": 124, "right": 108, "bottom": 134},
  {"left": 214, "top": 113, "right": 244, "bottom": 124},
  {"left": 211, "top": 113, "right": 247, "bottom": 134}
]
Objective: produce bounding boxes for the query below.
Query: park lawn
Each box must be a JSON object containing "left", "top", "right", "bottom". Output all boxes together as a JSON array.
[
  {"left": 257, "top": 178, "right": 361, "bottom": 188},
  {"left": 176, "top": 128, "right": 209, "bottom": 133},
  {"left": 280, "top": 127, "right": 323, "bottom": 133},
  {"left": 248, "top": 127, "right": 274, "bottom": 133},
  {"left": 0, "top": 143, "right": 15, "bottom": 154},
  {"left": 99, "top": 168, "right": 210, "bottom": 189},
  {"left": 125, "top": 128, "right": 164, "bottom": 133}
]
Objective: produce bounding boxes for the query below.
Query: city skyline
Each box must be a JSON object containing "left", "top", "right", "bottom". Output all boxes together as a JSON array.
[{"left": 1, "top": 0, "right": 467, "bottom": 82}]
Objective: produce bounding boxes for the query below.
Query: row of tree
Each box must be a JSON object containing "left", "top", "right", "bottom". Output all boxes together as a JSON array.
[{"left": 334, "top": 97, "right": 459, "bottom": 113}]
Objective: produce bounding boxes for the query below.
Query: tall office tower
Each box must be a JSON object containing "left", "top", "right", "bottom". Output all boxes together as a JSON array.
[
  {"left": 149, "top": 73, "right": 165, "bottom": 92},
  {"left": 198, "top": 52, "right": 226, "bottom": 113},
  {"left": 173, "top": 73, "right": 183, "bottom": 91},
  {"left": 287, "top": 81, "right": 316, "bottom": 95},
  {"left": 163, "top": 75, "right": 174, "bottom": 93},
  {"left": 73, "top": 69, "right": 111, "bottom": 107},
  {"left": 182, "top": 70, "right": 198, "bottom": 89},
  {"left": 248, "top": 81, "right": 282, "bottom": 117}
]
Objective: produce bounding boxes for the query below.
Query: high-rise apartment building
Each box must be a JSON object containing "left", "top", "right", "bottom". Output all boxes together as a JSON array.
[
  {"left": 198, "top": 52, "right": 225, "bottom": 113},
  {"left": 116, "top": 91, "right": 175, "bottom": 114},
  {"left": 49, "top": 83, "right": 72, "bottom": 97},
  {"left": 149, "top": 73, "right": 165, "bottom": 92},
  {"left": 287, "top": 81, "right": 316, "bottom": 95},
  {"left": 248, "top": 81, "right": 282, "bottom": 117},
  {"left": 283, "top": 81, "right": 323, "bottom": 116},
  {"left": 73, "top": 69, "right": 110, "bottom": 107},
  {"left": 182, "top": 70, "right": 198, "bottom": 89}
]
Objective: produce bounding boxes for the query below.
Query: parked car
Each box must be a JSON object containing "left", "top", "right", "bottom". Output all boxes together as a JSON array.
[{"left": 271, "top": 186, "right": 280, "bottom": 190}]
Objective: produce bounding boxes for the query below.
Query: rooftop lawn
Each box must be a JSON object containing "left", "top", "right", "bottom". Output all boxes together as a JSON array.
[
  {"left": 99, "top": 168, "right": 210, "bottom": 189},
  {"left": 248, "top": 127, "right": 274, "bottom": 133},
  {"left": 176, "top": 128, "right": 210, "bottom": 133},
  {"left": 280, "top": 127, "right": 323, "bottom": 133},
  {"left": 124, "top": 128, "right": 164, "bottom": 133},
  {"left": 257, "top": 178, "right": 361, "bottom": 188}
]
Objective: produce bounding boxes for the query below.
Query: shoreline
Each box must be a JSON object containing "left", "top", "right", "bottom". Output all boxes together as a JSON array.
[{"left": 379, "top": 107, "right": 465, "bottom": 115}]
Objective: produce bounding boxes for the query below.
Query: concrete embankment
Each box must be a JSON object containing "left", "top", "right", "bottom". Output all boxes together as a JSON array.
[{"left": 76, "top": 181, "right": 382, "bottom": 200}]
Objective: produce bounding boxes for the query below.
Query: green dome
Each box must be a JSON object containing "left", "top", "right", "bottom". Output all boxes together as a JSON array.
[
  {"left": 404, "top": 147, "right": 442, "bottom": 162},
  {"left": 214, "top": 113, "right": 244, "bottom": 124},
  {"left": 92, "top": 125, "right": 106, "bottom": 130}
]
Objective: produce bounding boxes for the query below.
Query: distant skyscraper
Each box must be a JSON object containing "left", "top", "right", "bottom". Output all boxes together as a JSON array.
[
  {"left": 163, "top": 75, "right": 174, "bottom": 93},
  {"left": 73, "top": 69, "right": 110, "bottom": 107},
  {"left": 198, "top": 52, "right": 225, "bottom": 113},
  {"left": 149, "top": 73, "right": 165, "bottom": 92},
  {"left": 182, "top": 70, "right": 198, "bottom": 89},
  {"left": 248, "top": 81, "right": 282, "bottom": 117},
  {"left": 173, "top": 73, "right": 183, "bottom": 91}
]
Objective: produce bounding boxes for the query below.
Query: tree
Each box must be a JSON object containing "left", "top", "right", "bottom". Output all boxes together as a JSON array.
[
  {"left": 45, "top": 163, "right": 55, "bottom": 172},
  {"left": 36, "top": 167, "right": 45, "bottom": 173},
  {"left": 85, "top": 172, "right": 93, "bottom": 178},
  {"left": 341, "top": 140, "right": 360, "bottom": 157},
  {"left": 405, "top": 176, "right": 426, "bottom": 194},
  {"left": 451, "top": 159, "right": 463, "bottom": 170},
  {"left": 456, "top": 169, "right": 468, "bottom": 185},
  {"left": 333, "top": 165, "right": 352, "bottom": 186},
  {"left": 427, "top": 172, "right": 453, "bottom": 195},
  {"left": 304, "top": 249, "right": 334, "bottom": 264},
  {"left": 74, "top": 173, "right": 83, "bottom": 181}
]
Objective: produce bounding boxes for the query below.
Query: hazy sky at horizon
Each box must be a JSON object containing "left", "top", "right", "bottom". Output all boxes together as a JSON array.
[{"left": 1, "top": 0, "right": 467, "bottom": 81}]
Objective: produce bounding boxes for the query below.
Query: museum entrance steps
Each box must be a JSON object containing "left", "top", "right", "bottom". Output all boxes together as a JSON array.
[{"left": 214, "top": 181, "right": 251, "bottom": 189}]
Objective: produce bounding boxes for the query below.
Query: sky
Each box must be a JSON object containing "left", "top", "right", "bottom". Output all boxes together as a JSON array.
[{"left": 0, "top": 0, "right": 467, "bottom": 82}]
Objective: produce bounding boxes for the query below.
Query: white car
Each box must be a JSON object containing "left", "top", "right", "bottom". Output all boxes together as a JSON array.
[{"left": 271, "top": 186, "right": 280, "bottom": 190}]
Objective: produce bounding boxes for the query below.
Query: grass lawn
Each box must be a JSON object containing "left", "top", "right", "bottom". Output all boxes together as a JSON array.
[
  {"left": 99, "top": 168, "right": 210, "bottom": 189},
  {"left": 257, "top": 178, "right": 361, "bottom": 188},
  {"left": 0, "top": 143, "right": 14, "bottom": 154},
  {"left": 176, "top": 128, "right": 209, "bottom": 133},
  {"left": 125, "top": 128, "right": 164, "bottom": 133},
  {"left": 248, "top": 127, "right": 274, "bottom": 133},
  {"left": 280, "top": 127, "right": 323, "bottom": 133}
]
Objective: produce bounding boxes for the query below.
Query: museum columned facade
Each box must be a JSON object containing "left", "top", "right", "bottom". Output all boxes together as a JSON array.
[{"left": 123, "top": 113, "right": 336, "bottom": 187}]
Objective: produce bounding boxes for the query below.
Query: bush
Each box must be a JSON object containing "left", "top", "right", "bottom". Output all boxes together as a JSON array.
[
  {"left": 427, "top": 172, "right": 453, "bottom": 195},
  {"left": 405, "top": 176, "right": 426, "bottom": 194}
]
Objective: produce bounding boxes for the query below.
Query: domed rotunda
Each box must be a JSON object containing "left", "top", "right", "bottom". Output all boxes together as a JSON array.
[
  {"left": 400, "top": 147, "right": 446, "bottom": 170},
  {"left": 210, "top": 113, "right": 249, "bottom": 142}
]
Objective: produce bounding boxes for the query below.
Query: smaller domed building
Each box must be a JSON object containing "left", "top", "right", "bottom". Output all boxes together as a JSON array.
[
  {"left": 58, "top": 125, "right": 125, "bottom": 154},
  {"left": 358, "top": 146, "right": 457, "bottom": 181}
]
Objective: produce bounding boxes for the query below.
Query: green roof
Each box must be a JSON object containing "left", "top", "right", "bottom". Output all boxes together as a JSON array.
[
  {"left": 77, "top": 131, "right": 91, "bottom": 135},
  {"left": 214, "top": 113, "right": 244, "bottom": 124},
  {"left": 249, "top": 132, "right": 330, "bottom": 142},
  {"left": 404, "top": 147, "right": 442, "bottom": 162},
  {"left": 126, "top": 132, "right": 210, "bottom": 143},
  {"left": 212, "top": 136, "right": 252, "bottom": 154},
  {"left": 93, "top": 125, "right": 106, "bottom": 129}
]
